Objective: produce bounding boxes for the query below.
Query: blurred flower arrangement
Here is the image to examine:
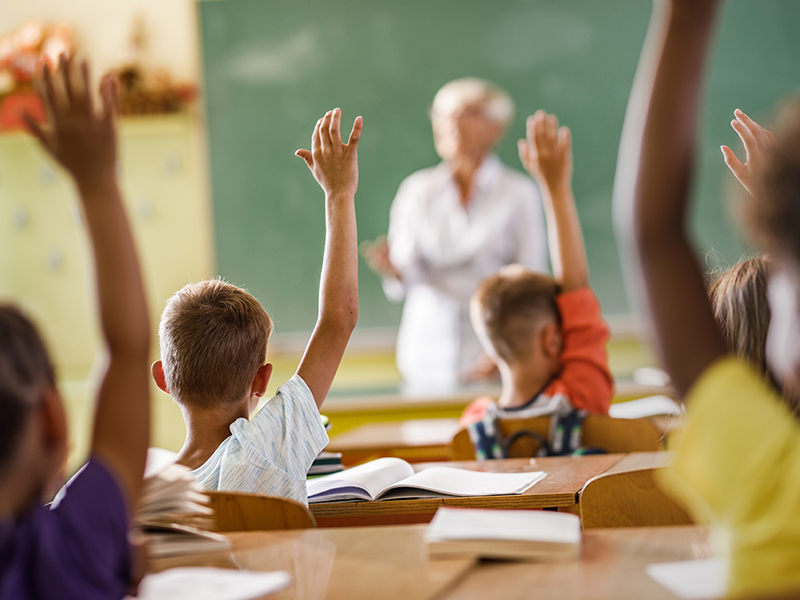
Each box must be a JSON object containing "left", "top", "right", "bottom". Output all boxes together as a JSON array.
[
  {"left": 0, "top": 18, "right": 197, "bottom": 130},
  {"left": 0, "top": 21, "right": 73, "bottom": 129},
  {"left": 0, "top": 21, "right": 75, "bottom": 96}
]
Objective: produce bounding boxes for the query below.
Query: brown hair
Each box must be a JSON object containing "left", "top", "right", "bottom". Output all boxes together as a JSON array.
[
  {"left": 158, "top": 279, "right": 273, "bottom": 409},
  {"left": 746, "top": 100, "right": 800, "bottom": 262},
  {"left": 470, "top": 265, "right": 560, "bottom": 365},
  {"left": 708, "top": 257, "right": 773, "bottom": 383},
  {"left": 0, "top": 305, "right": 56, "bottom": 475}
]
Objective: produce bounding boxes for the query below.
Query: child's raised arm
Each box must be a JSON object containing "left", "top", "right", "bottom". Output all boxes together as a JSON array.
[
  {"left": 295, "top": 108, "right": 362, "bottom": 408},
  {"left": 612, "top": 0, "right": 727, "bottom": 397},
  {"left": 25, "top": 57, "right": 151, "bottom": 507},
  {"left": 518, "top": 110, "right": 587, "bottom": 292}
]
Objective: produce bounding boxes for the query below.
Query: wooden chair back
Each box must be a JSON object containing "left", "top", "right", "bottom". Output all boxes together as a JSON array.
[
  {"left": 580, "top": 467, "right": 694, "bottom": 528},
  {"left": 206, "top": 491, "right": 317, "bottom": 532},
  {"left": 449, "top": 415, "right": 664, "bottom": 460}
]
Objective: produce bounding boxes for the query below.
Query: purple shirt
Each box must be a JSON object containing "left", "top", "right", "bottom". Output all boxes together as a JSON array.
[{"left": 0, "top": 458, "right": 131, "bottom": 600}]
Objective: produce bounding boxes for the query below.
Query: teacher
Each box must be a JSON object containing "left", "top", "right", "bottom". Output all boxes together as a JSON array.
[{"left": 365, "top": 78, "right": 548, "bottom": 390}]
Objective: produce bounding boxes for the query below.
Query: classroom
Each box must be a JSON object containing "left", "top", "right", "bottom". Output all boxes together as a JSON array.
[{"left": 1, "top": 0, "right": 800, "bottom": 599}]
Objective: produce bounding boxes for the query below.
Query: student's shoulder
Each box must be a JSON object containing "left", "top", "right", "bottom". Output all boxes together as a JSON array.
[{"left": 246, "top": 375, "right": 319, "bottom": 428}]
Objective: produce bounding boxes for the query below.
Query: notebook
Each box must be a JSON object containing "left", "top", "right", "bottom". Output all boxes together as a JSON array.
[{"left": 424, "top": 506, "right": 581, "bottom": 561}]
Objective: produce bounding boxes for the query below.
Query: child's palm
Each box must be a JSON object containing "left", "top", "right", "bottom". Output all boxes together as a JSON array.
[{"left": 25, "top": 58, "right": 119, "bottom": 188}]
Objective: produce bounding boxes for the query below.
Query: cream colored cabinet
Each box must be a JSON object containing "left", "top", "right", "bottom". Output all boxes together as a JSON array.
[{"left": 0, "top": 114, "right": 213, "bottom": 468}]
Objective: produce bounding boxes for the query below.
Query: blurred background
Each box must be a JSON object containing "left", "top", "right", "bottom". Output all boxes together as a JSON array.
[{"left": 1, "top": 0, "right": 798, "bottom": 472}]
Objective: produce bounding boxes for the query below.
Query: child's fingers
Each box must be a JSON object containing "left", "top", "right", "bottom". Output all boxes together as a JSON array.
[
  {"left": 528, "top": 110, "right": 544, "bottom": 143},
  {"left": 546, "top": 113, "right": 558, "bottom": 144},
  {"left": 40, "top": 61, "right": 59, "bottom": 117},
  {"left": 517, "top": 139, "right": 528, "bottom": 166},
  {"left": 721, "top": 145, "right": 746, "bottom": 180},
  {"left": 319, "top": 110, "right": 333, "bottom": 153},
  {"left": 558, "top": 125, "right": 571, "bottom": 153},
  {"left": 295, "top": 148, "right": 314, "bottom": 170},
  {"left": 99, "top": 73, "right": 119, "bottom": 122},
  {"left": 59, "top": 54, "right": 75, "bottom": 109},
  {"left": 734, "top": 109, "right": 771, "bottom": 145},
  {"left": 329, "top": 108, "right": 342, "bottom": 146},
  {"left": 346, "top": 116, "right": 363, "bottom": 151},
  {"left": 21, "top": 112, "right": 50, "bottom": 151},
  {"left": 311, "top": 118, "right": 322, "bottom": 156},
  {"left": 81, "top": 61, "right": 95, "bottom": 115},
  {"left": 731, "top": 115, "right": 758, "bottom": 151},
  {"left": 533, "top": 112, "right": 548, "bottom": 152}
]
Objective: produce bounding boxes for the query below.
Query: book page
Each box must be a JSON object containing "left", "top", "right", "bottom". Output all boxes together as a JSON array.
[
  {"left": 128, "top": 568, "right": 291, "bottom": 600},
  {"left": 646, "top": 559, "right": 726, "bottom": 599},
  {"left": 377, "top": 467, "right": 546, "bottom": 500},
  {"left": 306, "top": 457, "right": 416, "bottom": 502},
  {"left": 426, "top": 507, "right": 581, "bottom": 544}
]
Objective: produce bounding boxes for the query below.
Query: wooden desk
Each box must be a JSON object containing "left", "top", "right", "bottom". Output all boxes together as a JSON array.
[
  {"left": 445, "top": 525, "right": 712, "bottom": 600},
  {"left": 149, "top": 525, "right": 474, "bottom": 600},
  {"left": 148, "top": 524, "right": 714, "bottom": 600},
  {"left": 310, "top": 454, "right": 625, "bottom": 528},
  {"left": 325, "top": 418, "right": 460, "bottom": 466}
]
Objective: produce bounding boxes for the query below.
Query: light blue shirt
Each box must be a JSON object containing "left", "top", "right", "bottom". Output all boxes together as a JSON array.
[{"left": 191, "top": 375, "right": 329, "bottom": 505}]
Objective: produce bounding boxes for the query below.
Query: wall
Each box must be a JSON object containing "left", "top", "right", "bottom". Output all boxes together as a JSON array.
[{"left": 0, "top": 0, "right": 200, "bottom": 84}]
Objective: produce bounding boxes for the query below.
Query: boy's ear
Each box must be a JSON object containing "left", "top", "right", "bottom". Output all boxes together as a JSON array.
[
  {"left": 542, "top": 322, "right": 563, "bottom": 359},
  {"left": 251, "top": 363, "right": 273, "bottom": 398},
  {"left": 151, "top": 361, "right": 169, "bottom": 393}
]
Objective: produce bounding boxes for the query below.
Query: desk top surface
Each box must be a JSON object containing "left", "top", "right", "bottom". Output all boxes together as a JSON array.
[{"left": 149, "top": 524, "right": 712, "bottom": 600}]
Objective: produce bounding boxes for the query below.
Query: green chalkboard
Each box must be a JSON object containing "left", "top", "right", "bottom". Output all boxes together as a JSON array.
[{"left": 198, "top": 0, "right": 800, "bottom": 337}]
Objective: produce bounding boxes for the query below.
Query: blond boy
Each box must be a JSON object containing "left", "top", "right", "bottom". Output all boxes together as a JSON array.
[{"left": 152, "top": 109, "right": 361, "bottom": 504}]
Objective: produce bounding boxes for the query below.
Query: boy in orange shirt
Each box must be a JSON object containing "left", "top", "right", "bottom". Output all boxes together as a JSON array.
[{"left": 460, "top": 111, "right": 613, "bottom": 454}]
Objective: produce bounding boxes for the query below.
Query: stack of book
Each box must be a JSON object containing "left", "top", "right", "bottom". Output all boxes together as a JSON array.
[
  {"left": 424, "top": 506, "right": 582, "bottom": 561},
  {"left": 308, "top": 451, "right": 344, "bottom": 477}
]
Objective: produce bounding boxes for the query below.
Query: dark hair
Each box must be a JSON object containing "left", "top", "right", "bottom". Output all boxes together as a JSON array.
[
  {"left": 470, "top": 265, "right": 560, "bottom": 365},
  {"left": 0, "top": 305, "right": 56, "bottom": 475},
  {"left": 746, "top": 100, "right": 800, "bottom": 262}
]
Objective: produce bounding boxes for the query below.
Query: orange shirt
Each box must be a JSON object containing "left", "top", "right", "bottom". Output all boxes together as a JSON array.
[{"left": 460, "top": 287, "right": 613, "bottom": 427}]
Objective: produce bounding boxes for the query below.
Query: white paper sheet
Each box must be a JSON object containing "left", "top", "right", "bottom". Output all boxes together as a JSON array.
[
  {"left": 128, "top": 567, "right": 291, "bottom": 600},
  {"left": 646, "top": 558, "right": 726, "bottom": 599}
]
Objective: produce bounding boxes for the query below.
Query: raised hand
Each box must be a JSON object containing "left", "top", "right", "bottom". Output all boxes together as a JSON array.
[
  {"left": 518, "top": 109, "right": 573, "bottom": 194},
  {"left": 296, "top": 108, "right": 362, "bottom": 199},
  {"left": 294, "top": 108, "right": 361, "bottom": 408},
  {"left": 721, "top": 109, "right": 775, "bottom": 198},
  {"left": 23, "top": 54, "right": 119, "bottom": 191}
]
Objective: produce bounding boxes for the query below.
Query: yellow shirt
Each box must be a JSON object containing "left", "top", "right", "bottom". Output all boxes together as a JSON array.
[{"left": 662, "top": 358, "right": 800, "bottom": 598}]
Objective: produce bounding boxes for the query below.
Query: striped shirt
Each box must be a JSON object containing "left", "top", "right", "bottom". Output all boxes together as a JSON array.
[{"left": 191, "top": 375, "right": 328, "bottom": 505}]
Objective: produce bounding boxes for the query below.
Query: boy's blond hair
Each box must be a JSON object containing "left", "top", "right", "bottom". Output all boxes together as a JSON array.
[
  {"left": 158, "top": 279, "right": 273, "bottom": 409},
  {"left": 470, "top": 265, "right": 560, "bottom": 365}
]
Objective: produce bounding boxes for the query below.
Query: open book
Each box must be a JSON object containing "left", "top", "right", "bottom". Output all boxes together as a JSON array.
[
  {"left": 424, "top": 507, "right": 581, "bottom": 561},
  {"left": 136, "top": 450, "right": 230, "bottom": 558},
  {"left": 306, "top": 457, "right": 546, "bottom": 503}
]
